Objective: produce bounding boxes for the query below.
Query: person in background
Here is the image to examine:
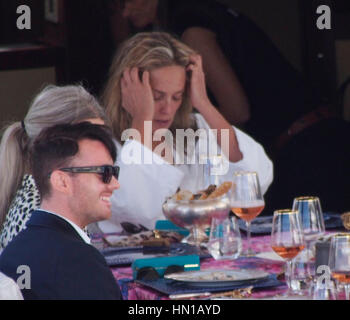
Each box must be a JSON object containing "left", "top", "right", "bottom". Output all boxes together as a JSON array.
[
  {"left": 0, "top": 122, "right": 122, "bottom": 300},
  {"left": 109, "top": 0, "right": 350, "bottom": 214},
  {"left": 100, "top": 31, "right": 273, "bottom": 233},
  {"left": 109, "top": 0, "right": 313, "bottom": 148},
  {"left": 0, "top": 85, "right": 106, "bottom": 249}
]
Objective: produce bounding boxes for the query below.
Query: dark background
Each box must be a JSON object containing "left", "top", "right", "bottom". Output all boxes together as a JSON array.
[{"left": 0, "top": 0, "right": 349, "bottom": 124}]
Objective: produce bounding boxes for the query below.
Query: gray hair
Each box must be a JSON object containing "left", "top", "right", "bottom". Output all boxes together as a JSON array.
[{"left": 0, "top": 84, "right": 106, "bottom": 226}]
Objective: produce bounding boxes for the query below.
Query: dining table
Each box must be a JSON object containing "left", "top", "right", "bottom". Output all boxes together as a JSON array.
[{"left": 91, "top": 213, "right": 346, "bottom": 301}]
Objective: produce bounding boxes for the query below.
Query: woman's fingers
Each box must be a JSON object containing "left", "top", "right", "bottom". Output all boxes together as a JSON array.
[
  {"left": 120, "top": 67, "right": 155, "bottom": 120},
  {"left": 189, "top": 54, "right": 202, "bottom": 67},
  {"left": 130, "top": 67, "right": 139, "bottom": 83},
  {"left": 142, "top": 70, "right": 150, "bottom": 86},
  {"left": 122, "top": 68, "right": 131, "bottom": 85}
]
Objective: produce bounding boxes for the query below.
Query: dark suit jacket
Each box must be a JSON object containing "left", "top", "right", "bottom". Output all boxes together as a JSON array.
[{"left": 0, "top": 210, "right": 122, "bottom": 300}]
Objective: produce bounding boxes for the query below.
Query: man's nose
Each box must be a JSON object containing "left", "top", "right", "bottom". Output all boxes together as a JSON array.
[{"left": 109, "top": 176, "right": 120, "bottom": 190}]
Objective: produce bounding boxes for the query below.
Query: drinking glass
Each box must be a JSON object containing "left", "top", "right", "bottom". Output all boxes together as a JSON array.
[
  {"left": 271, "top": 209, "right": 305, "bottom": 296},
  {"left": 230, "top": 171, "right": 265, "bottom": 256},
  {"left": 206, "top": 216, "right": 242, "bottom": 260},
  {"left": 292, "top": 196, "right": 325, "bottom": 292},
  {"left": 311, "top": 278, "right": 336, "bottom": 300},
  {"left": 328, "top": 233, "right": 350, "bottom": 300}
]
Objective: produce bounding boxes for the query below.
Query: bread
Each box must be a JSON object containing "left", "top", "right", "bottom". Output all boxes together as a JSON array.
[
  {"left": 207, "top": 181, "right": 232, "bottom": 199},
  {"left": 173, "top": 190, "right": 194, "bottom": 201}
]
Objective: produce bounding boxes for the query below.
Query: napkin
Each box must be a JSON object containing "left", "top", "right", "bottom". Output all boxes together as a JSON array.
[
  {"left": 136, "top": 274, "right": 283, "bottom": 296},
  {"left": 238, "top": 212, "right": 344, "bottom": 235}
]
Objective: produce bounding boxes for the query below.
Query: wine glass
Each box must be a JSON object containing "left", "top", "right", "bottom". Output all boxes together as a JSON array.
[
  {"left": 230, "top": 171, "right": 265, "bottom": 256},
  {"left": 271, "top": 209, "right": 305, "bottom": 296},
  {"left": 292, "top": 196, "right": 325, "bottom": 292},
  {"left": 328, "top": 233, "right": 350, "bottom": 300}
]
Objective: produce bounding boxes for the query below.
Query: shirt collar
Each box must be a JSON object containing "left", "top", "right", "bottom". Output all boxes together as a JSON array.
[{"left": 37, "top": 209, "right": 91, "bottom": 244}]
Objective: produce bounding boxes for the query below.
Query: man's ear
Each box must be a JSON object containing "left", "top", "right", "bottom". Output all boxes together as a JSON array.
[{"left": 50, "top": 170, "right": 72, "bottom": 194}]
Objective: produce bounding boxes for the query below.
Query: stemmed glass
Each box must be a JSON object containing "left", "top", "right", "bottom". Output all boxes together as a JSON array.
[
  {"left": 230, "top": 171, "right": 265, "bottom": 256},
  {"left": 328, "top": 233, "right": 350, "bottom": 300},
  {"left": 292, "top": 196, "right": 325, "bottom": 290},
  {"left": 271, "top": 210, "right": 305, "bottom": 296}
]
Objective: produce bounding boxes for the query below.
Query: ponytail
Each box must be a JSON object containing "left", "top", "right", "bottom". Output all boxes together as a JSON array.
[{"left": 0, "top": 122, "right": 28, "bottom": 227}]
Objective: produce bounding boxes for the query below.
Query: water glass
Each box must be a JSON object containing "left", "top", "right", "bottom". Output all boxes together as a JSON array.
[
  {"left": 206, "top": 216, "right": 242, "bottom": 260},
  {"left": 292, "top": 196, "right": 325, "bottom": 293},
  {"left": 311, "top": 278, "right": 336, "bottom": 300},
  {"left": 328, "top": 233, "right": 350, "bottom": 300},
  {"left": 290, "top": 249, "right": 312, "bottom": 295}
]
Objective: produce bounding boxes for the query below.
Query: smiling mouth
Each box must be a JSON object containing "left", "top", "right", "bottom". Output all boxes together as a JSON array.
[{"left": 100, "top": 196, "right": 111, "bottom": 206}]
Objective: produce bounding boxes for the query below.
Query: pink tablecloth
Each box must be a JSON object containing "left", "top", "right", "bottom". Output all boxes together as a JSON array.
[{"left": 110, "top": 234, "right": 288, "bottom": 300}]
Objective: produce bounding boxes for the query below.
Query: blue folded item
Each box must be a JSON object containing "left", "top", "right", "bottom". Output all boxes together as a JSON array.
[
  {"left": 101, "top": 243, "right": 202, "bottom": 267},
  {"left": 155, "top": 220, "right": 190, "bottom": 236},
  {"left": 238, "top": 212, "right": 344, "bottom": 235},
  {"left": 132, "top": 255, "right": 200, "bottom": 280},
  {"left": 136, "top": 274, "right": 283, "bottom": 296},
  {"left": 155, "top": 220, "right": 212, "bottom": 236}
]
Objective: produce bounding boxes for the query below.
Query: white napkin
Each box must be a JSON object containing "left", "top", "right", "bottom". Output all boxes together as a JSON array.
[{"left": 0, "top": 272, "right": 23, "bottom": 300}]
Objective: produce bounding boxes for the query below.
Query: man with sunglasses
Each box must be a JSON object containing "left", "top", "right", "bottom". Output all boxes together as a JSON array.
[{"left": 0, "top": 122, "right": 122, "bottom": 300}]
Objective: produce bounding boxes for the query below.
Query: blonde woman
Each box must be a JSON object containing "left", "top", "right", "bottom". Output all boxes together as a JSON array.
[
  {"left": 0, "top": 85, "right": 106, "bottom": 249},
  {"left": 101, "top": 32, "right": 273, "bottom": 233}
]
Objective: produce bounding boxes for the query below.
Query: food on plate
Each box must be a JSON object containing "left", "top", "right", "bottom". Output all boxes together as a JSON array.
[
  {"left": 196, "top": 184, "right": 217, "bottom": 200},
  {"left": 170, "top": 182, "right": 232, "bottom": 201},
  {"left": 197, "top": 271, "right": 237, "bottom": 281},
  {"left": 207, "top": 181, "right": 233, "bottom": 199},
  {"left": 104, "top": 230, "right": 184, "bottom": 247},
  {"left": 174, "top": 190, "right": 193, "bottom": 201}
]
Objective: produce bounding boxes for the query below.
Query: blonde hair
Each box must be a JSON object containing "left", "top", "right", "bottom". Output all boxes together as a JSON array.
[
  {"left": 103, "top": 31, "right": 197, "bottom": 143},
  {"left": 0, "top": 84, "right": 106, "bottom": 226}
]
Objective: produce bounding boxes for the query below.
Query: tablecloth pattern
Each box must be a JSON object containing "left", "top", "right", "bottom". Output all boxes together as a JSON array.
[{"left": 110, "top": 234, "right": 288, "bottom": 300}]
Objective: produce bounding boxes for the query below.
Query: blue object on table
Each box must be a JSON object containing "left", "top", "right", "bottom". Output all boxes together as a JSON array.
[
  {"left": 238, "top": 212, "right": 344, "bottom": 235},
  {"left": 155, "top": 220, "right": 190, "bottom": 236},
  {"left": 131, "top": 255, "right": 200, "bottom": 280},
  {"left": 101, "top": 243, "right": 202, "bottom": 267},
  {"left": 136, "top": 274, "right": 283, "bottom": 296},
  {"left": 155, "top": 220, "right": 212, "bottom": 237}
]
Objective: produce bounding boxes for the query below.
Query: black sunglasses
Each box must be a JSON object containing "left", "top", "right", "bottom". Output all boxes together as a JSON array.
[
  {"left": 136, "top": 265, "right": 185, "bottom": 281},
  {"left": 57, "top": 165, "right": 120, "bottom": 184}
]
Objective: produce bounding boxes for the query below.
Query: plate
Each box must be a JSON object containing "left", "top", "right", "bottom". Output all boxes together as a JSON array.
[{"left": 164, "top": 269, "right": 269, "bottom": 287}]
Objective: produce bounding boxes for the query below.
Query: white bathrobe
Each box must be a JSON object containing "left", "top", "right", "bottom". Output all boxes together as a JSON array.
[{"left": 98, "top": 113, "right": 273, "bottom": 233}]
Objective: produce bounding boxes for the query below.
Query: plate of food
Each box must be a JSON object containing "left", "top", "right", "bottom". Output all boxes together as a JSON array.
[{"left": 164, "top": 269, "right": 269, "bottom": 287}]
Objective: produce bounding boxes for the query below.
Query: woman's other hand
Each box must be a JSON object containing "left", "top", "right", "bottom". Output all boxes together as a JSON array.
[
  {"left": 187, "top": 54, "right": 212, "bottom": 112},
  {"left": 121, "top": 67, "right": 155, "bottom": 122}
]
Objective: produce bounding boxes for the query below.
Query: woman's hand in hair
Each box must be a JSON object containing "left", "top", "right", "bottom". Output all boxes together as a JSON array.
[
  {"left": 121, "top": 67, "right": 155, "bottom": 122},
  {"left": 187, "top": 54, "right": 212, "bottom": 113},
  {"left": 187, "top": 55, "right": 243, "bottom": 162}
]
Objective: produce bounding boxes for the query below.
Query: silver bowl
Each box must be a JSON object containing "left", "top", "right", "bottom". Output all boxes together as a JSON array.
[{"left": 162, "top": 195, "right": 231, "bottom": 246}]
